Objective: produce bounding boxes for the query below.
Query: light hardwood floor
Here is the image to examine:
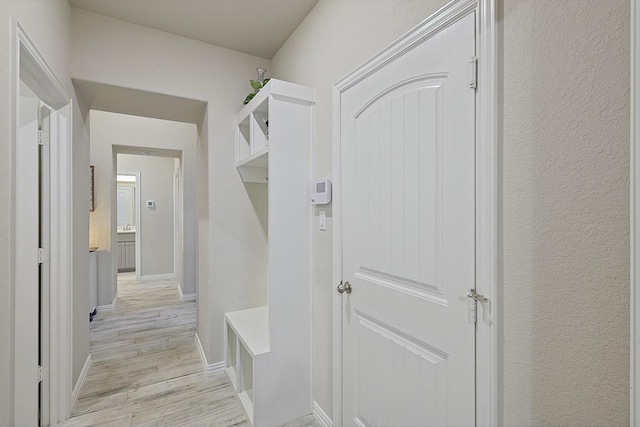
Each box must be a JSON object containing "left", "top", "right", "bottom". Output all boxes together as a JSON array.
[{"left": 62, "top": 273, "right": 321, "bottom": 427}]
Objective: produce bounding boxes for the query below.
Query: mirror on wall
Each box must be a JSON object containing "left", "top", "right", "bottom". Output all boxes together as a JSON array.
[{"left": 117, "top": 174, "right": 136, "bottom": 229}]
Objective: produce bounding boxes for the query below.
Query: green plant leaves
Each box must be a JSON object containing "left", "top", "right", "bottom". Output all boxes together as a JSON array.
[
  {"left": 243, "top": 78, "right": 271, "bottom": 105},
  {"left": 243, "top": 93, "right": 256, "bottom": 105}
]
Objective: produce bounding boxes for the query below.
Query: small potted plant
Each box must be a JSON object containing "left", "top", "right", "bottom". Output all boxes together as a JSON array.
[{"left": 243, "top": 68, "right": 270, "bottom": 105}]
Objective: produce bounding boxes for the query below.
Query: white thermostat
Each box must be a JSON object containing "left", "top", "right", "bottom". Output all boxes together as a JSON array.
[
  {"left": 146, "top": 200, "right": 155, "bottom": 208},
  {"left": 311, "top": 179, "right": 332, "bottom": 205}
]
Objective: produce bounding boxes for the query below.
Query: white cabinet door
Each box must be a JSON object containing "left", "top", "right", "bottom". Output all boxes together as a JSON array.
[
  {"left": 117, "top": 242, "right": 126, "bottom": 270},
  {"left": 125, "top": 242, "right": 136, "bottom": 269},
  {"left": 339, "top": 12, "right": 476, "bottom": 426}
]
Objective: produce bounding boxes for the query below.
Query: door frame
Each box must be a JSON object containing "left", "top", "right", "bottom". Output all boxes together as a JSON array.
[
  {"left": 632, "top": 0, "right": 639, "bottom": 423},
  {"left": 331, "top": 0, "right": 500, "bottom": 424},
  {"left": 12, "top": 20, "right": 74, "bottom": 425}
]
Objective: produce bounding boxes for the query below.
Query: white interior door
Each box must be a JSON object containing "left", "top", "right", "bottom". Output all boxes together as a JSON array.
[
  {"left": 117, "top": 186, "right": 135, "bottom": 227},
  {"left": 16, "top": 90, "right": 40, "bottom": 427},
  {"left": 39, "top": 102, "right": 52, "bottom": 426},
  {"left": 339, "top": 12, "right": 476, "bottom": 426}
]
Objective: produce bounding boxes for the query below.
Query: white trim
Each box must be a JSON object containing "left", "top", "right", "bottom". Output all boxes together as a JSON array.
[
  {"left": 71, "top": 355, "right": 91, "bottom": 410},
  {"left": 331, "top": 71, "right": 344, "bottom": 427},
  {"left": 334, "top": 0, "right": 476, "bottom": 92},
  {"left": 195, "top": 333, "right": 225, "bottom": 375},
  {"left": 173, "top": 163, "right": 180, "bottom": 285},
  {"left": 139, "top": 273, "right": 176, "bottom": 282},
  {"left": 176, "top": 282, "right": 196, "bottom": 301},
  {"left": 12, "top": 20, "right": 74, "bottom": 425},
  {"left": 632, "top": 0, "right": 640, "bottom": 423},
  {"left": 313, "top": 401, "right": 333, "bottom": 427},
  {"left": 96, "top": 294, "right": 117, "bottom": 314},
  {"left": 475, "top": 0, "right": 501, "bottom": 425},
  {"left": 182, "top": 293, "right": 197, "bottom": 302},
  {"left": 95, "top": 304, "right": 112, "bottom": 314},
  {"left": 331, "top": 1, "right": 499, "bottom": 425}
]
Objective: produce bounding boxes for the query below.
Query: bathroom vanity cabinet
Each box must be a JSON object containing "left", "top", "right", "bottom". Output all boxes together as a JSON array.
[
  {"left": 117, "top": 232, "right": 136, "bottom": 272},
  {"left": 224, "top": 79, "right": 314, "bottom": 426}
]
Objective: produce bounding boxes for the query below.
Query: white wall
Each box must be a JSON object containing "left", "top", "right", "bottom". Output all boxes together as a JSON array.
[
  {"left": 272, "top": 0, "right": 630, "bottom": 424},
  {"left": 0, "top": 0, "right": 90, "bottom": 423},
  {"left": 72, "top": 10, "right": 270, "bottom": 363},
  {"left": 118, "top": 154, "right": 175, "bottom": 277},
  {"left": 90, "top": 111, "right": 196, "bottom": 304}
]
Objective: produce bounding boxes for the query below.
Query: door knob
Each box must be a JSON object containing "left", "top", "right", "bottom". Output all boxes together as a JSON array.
[{"left": 337, "top": 281, "right": 352, "bottom": 294}]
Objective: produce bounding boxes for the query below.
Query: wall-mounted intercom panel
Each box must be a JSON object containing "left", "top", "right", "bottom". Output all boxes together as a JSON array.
[{"left": 311, "top": 179, "right": 332, "bottom": 205}]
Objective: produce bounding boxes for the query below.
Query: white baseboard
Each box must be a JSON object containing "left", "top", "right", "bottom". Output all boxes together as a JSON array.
[
  {"left": 182, "top": 293, "right": 196, "bottom": 302},
  {"left": 177, "top": 283, "right": 196, "bottom": 301},
  {"left": 96, "top": 294, "right": 117, "bottom": 314},
  {"left": 195, "top": 333, "right": 225, "bottom": 375},
  {"left": 139, "top": 273, "right": 175, "bottom": 282},
  {"left": 96, "top": 304, "right": 111, "bottom": 313},
  {"left": 313, "top": 401, "right": 333, "bottom": 427},
  {"left": 72, "top": 354, "right": 91, "bottom": 409}
]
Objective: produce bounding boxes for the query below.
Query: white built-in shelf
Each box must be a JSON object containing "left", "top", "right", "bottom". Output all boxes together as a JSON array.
[
  {"left": 235, "top": 79, "right": 315, "bottom": 184},
  {"left": 225, "top": 307, "right": 270, "bottom": 357},
  {"left": 236, "top": 148, "right": 269, "bottom": 183},
  {"left": 226, "top": 78, "right": 315, "bottom": 427}
]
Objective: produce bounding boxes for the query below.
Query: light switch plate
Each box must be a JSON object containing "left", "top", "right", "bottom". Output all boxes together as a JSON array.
[{"left": 319, "top": 211, "right": 327, "bottom": 231}]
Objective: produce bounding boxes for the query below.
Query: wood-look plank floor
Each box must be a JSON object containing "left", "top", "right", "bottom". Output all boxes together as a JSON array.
[{"left": 62, "top": 273, "right": 322, "bottom": 427}]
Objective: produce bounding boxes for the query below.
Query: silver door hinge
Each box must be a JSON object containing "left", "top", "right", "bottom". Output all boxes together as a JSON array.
[
  {"left": 38, "top": 130, "right": 49, "bottom": 146},
  {"left": 467, "top": 288, "right": 486, "bottom": 323},
  {"left": 469, "top": 56, "right": 478, "bottom": 90},
  {"left": 38, "top": 366, "right": 48, "bottom": 382},
  {"left": 38, "top": 248, "right": 49, "bottom": 264}
]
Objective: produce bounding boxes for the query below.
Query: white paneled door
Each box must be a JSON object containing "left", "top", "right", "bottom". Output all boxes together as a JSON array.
[{"left": 339, "top": 12, "right": 477, "bottom": 426}]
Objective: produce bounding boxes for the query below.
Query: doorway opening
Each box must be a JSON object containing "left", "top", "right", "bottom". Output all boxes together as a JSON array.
[
  {"left": 84, "top": 108, "right": 199, "bottom": 315},
  {"left": 115, "top": 151, "right": 183, "bottom": 288},
  {"left": 116, "top": 172, "right": 139, "bottom": 275}
]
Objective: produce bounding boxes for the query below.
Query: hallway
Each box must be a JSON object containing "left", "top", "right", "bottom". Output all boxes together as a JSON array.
[{"left": 62, "top": 273, "right": 320, "bottom": 427}]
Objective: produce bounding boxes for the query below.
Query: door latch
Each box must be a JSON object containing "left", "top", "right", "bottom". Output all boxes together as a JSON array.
[{"left": 466, "top": 288, "right": 486, "bottom": 323}]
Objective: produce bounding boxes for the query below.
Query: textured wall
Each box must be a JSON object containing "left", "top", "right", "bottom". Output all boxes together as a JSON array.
[
  {"left": 502, "top": 0, "right": 630, "bottom": 424},
  {"left": 271, "top": 0, "right": 450, "bottom": 415}
]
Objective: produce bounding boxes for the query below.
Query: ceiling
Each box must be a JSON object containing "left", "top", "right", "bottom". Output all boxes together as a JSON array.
[{"left": 68, "top": 0, "right": 318, "bottom": 59}]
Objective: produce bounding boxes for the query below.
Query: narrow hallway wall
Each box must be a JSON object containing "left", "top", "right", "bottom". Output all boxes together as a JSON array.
[{"left": 501, "top": 1, "right": 630, "bottom": 424}]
